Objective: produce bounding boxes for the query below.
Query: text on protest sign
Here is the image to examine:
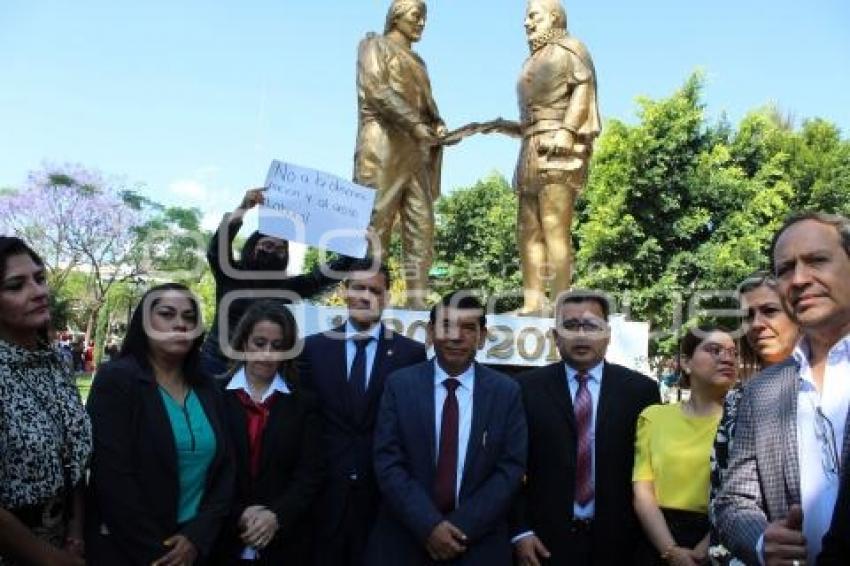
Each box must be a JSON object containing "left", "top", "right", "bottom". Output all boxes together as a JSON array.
[{"left": 261, "top": 160, "right": 376, "bottom": 257}]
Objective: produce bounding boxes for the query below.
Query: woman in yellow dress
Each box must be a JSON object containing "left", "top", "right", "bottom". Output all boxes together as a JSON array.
[{"left": 633, "top": 326, "right": 738, "bottom": 565}]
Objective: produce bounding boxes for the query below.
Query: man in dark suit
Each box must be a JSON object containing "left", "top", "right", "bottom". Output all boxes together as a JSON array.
[
  {"left": 714, "top": 212, "right": 850, "bottom": 565},
  {"left": 512, "top": 289, "right": 660, "bottom": 566},
  {"left": 367, "top": 292, "right": 527, "bottom": 565},
  {"left": 299, "top": 259, "right": 426, "bottom": 566}
]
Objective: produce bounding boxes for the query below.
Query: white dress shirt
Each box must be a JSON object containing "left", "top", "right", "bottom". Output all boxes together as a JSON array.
[
  {"left": 434, "top": 361, "right": 476, "bottom": 503},
  {"left": 345, "top": 320, "right": 382, "bottom": 387},
  {"left": 565, "top": 361, "right": 604, "bottom": 519},
  {"left": 225, "top": 367, "right": 291, "bottom": 400},
  {"left": 756, "top": 333, "right": 850, "bottom": 564},
  {"left": 794, "top": 334, "right": 850, "bottom": 563},
  {"left": 512, "top": 360, "right": 605, "bottom": 544},
  {"left": 225, "top": 367, "right": 291, "bottom": 559}
]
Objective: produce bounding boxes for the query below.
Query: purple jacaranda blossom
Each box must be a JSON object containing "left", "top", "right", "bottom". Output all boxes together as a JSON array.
[{"left": 0, "top": 162, "right": 145, "bottom": 293}]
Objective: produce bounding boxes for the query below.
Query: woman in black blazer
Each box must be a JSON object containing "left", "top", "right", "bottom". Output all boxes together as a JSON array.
[
  {"left": 86, "top": 283, "right": 234, "bottom": 565},
  {"left": 213, "top": 300, "right": 323, "bottom": 565}
]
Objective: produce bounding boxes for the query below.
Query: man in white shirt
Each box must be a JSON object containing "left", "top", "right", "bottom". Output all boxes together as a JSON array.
[
  {"left": 714, "top": 212, "right": 850, "bottom": 565},
  {"left": 510, "top": 290, "right": 659, "bottom": 565},
  {"left": 367, "top": 292, "right": 527, "bottom": 565}
]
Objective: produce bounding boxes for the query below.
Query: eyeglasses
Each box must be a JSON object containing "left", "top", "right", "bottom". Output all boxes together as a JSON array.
[
  {"left": 814, "top": 405, "right": 841, "bottom": 477},
  {"left": 701, "top": 343, "right": 738, "bottom": 360},
  {"left": 561, "top": 319, "right": 608, "bottom": 333}
]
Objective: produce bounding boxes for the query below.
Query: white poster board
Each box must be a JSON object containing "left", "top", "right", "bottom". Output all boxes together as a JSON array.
[{"left": 260, "top": 160, "right": 376, "bottom": 257}]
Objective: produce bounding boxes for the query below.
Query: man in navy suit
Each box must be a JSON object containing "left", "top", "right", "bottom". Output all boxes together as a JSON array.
[
  {"left": 367, "top": 292, "right": 528, "bottom": 565},
  {"left": 299, "top": 259, "right": 426, "bottom": 566}
]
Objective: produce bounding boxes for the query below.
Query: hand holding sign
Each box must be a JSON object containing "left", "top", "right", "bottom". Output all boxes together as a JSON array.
[{"left": 260, "top": 161, "right": 376, "bottom": 258}]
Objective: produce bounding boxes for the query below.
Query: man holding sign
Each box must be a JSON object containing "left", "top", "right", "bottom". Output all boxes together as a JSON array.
[
  {"left": 354, "top": 0, "right": 447, "bottom": 309},
  {"left": 200, "top": 188, "right": 352, "bottom": 376}
]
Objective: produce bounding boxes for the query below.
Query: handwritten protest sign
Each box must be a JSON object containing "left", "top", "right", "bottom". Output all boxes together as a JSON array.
[{"left": 261, "top": 160, "right": 376, "bottom": 258}]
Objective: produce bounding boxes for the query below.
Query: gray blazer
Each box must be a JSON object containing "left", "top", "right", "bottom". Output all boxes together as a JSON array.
[{"left": 713, "top": 358, "right": 850, "bottom": 565}]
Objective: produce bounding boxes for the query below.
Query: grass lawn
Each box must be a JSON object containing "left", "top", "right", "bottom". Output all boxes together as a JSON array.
[{"left": 75, "top": 373, "right": 93, "bottom": 402}]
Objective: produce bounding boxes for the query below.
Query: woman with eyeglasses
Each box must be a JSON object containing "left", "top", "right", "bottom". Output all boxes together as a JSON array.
[
  {"left": 633, "top": 326, "right": 738, "bottom": 565},
  {"left": 0, "top": 237, "right": 90, "bottom": 566},
  {"left": 86, "top": 283, "right": 234, "bottom": 565},
  {"left": 706, "top": 273, "right": 800, "bottom": 564},
  {"left": 212, "top": 301, "right": 323, "bottom": 565}
]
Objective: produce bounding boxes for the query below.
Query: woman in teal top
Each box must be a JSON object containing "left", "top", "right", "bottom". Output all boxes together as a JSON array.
[
  {"left": 86, "top": 283, "right": 234, "bottom": 565},
  {"left": 158, "top": 387, "right": 217, "bottom": 525}
]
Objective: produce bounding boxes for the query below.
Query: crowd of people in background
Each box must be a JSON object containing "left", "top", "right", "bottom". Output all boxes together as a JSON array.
[{"left": 1, "top": 208, "right": 849, "bottom": 566}]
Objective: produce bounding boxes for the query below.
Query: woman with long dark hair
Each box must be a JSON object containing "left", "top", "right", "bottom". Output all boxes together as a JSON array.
[
  {"left": 86, "top": 283, "right": 233, "bottom": 565},
  {"left": 0, "top": 237, "right": 90, "bottom": 565},
  {"left": 214, "top": 300, "right": 323, "bottom": 564},
  {"left": 633, "top": 326, "right": 738, "bottom": 565}
]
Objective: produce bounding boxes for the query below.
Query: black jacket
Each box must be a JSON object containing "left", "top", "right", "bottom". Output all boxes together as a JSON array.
[
  {"left": 85, "top": 356, "right": 234, "bottom": 565},
  {"left": 298, "top": 324, "right": 427, "bottom": 538},
  {"left": 212, "top": 377, "right": 324, "bottom": 565},
  {"left": 511, "top": 361, "right": 660, "bottom": 565}
]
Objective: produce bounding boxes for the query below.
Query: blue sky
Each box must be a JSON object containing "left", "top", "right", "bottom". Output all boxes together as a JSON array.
[{"left": 2, "top": 0, "right": 849, "bottom": 233}]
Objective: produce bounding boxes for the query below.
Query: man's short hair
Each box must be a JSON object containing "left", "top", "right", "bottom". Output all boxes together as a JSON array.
[
  {"left": 555, "top": 289, "right": 612, "bottom": 320},
  {"left": 769, "top": 211, "right": 850, "bottom": 272},
  {"left": 429, "top": 291, "right": 486, "bottom": 329},
  {"left": 344, "top": 257, "right": 391, "bottom": 289}
]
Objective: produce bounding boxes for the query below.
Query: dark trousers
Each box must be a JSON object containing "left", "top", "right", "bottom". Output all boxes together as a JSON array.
[
  {"left": 635, "top": 508, "right": 709, "bottom": 565},
  {"left": 314, "top": 483, "right": 376, "bottom": 566}
]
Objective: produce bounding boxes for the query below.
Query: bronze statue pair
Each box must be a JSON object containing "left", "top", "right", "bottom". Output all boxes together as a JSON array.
[{"left": 354, "top": 0, "right": 600, "bottom": 314}]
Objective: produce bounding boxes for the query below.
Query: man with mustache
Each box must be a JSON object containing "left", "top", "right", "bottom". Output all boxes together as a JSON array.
[
  {"left": 511, "top": 290, "right": 659, "bottom": 565},
  {"left": 504, "top": 0, "right": 601, "bottom": 314},
  {"left": 714, "top": 212, "right": 850, "bottom": 565}
]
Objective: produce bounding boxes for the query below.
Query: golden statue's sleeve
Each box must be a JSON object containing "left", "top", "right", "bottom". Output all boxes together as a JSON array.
[
  {"left": 562, "top": 50, "right": 597, "bottom": 137},
  {"left": 357, "top": 35, "right": 428, "bottom": 133}
]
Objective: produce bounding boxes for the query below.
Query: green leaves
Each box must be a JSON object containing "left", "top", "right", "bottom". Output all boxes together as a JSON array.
[{"left": 574, "top": 72, "right": 850, "bottom": 355}]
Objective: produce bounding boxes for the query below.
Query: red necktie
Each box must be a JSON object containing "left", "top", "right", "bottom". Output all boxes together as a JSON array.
[
  {"left": 574, "top": 371, "right": 594, "bottom": 506},
  {"left": 235, "top": 389, "right": 280, "bottom": 479},
  {"left": 434, "top": 378, "right": 460, "bottom": 514}
]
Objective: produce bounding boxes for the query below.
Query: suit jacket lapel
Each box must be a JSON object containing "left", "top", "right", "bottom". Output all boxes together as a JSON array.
[
  {"left": 225, "top": 391, "right": 251, "bottom": 481},
  {"left": 460, "top": 363, "right": 492, "bottom": 499},
  {"left": 418, "top": 360, "right": 437, "bottom": 485},
  {"left": 780, "top": 365, "right": 802, "bottom": 506},
  {"left": 361, "top": 325, "right": 391, "bottom": 424},
  {"left": 594, "top": 362, "right": 617, "bottom": 486},
  {"left": 136, "top": 362, "right": 179, "bottom": 478},
  {"left": 595, "top": 362, "right": 615, "bottom": 442},
  {"left": 545, "top": 362, "right": 576, "bottom": 432},
  {"left": 328, "top": 325, "right": 357, "bottom": 424}
]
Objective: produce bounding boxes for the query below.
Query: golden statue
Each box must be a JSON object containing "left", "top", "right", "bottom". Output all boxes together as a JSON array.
[
  {"left": 498, "top": 0, "right": 601, "bottom": 314},
  {"left": 354, "top": 0, "right": 446, "bottom": 310}
]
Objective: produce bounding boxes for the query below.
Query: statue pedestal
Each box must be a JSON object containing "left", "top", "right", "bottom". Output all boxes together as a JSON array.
[{"left": 294, "top": 304, "right": 650, "bottom": 373}]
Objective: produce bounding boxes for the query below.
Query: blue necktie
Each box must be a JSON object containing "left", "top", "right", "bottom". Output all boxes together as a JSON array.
[{"left": 349, "top": 335, "right": 372, "bottom": 411}]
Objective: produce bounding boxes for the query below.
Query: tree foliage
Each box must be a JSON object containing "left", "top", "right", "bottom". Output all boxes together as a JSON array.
[
  {"left": 573, "top": 72, "right": 850, "bottom": 354},
  {"left": 0, "top": 163, "right": 212, "bottom": 361}
]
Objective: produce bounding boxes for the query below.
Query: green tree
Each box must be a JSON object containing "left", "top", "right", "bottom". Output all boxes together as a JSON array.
[
  {"left": 433, "top": 173, "right": 522, "bottom": 311},
  {"left": 573, "top": 73, "right": 850, "bottom": 355}
]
